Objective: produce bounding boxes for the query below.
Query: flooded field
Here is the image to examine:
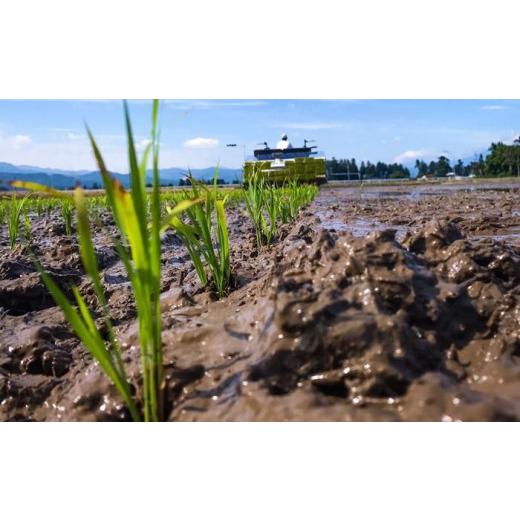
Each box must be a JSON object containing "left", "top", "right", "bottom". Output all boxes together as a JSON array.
[
  {"left": 320, "top": 181, "right": 520, "bottom": 245},
  {"left": 2, "top": 180, "right": 520, "bottom": 420}
]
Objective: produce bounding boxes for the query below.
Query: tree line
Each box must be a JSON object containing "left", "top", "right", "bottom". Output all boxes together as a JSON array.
[
  {"left": 414, "top": 156, "right": 464, "bottom": 177},
  {"left": 328, "top": 138, "right": 520, "bottom": 179},
  {"left": 326, "top": 158, "right": 411, "bottom": 179},
  {"left": 483, "top": 140, "right": 520, "bottom": 177},
  {"left": 415, "top": 139, "right": 520, "bottom": 177}
]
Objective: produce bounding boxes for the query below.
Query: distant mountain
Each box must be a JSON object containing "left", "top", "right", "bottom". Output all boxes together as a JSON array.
[
  {"left": 16, "top": 164, "right": 91, "bottom": 175},
  {"left": 0, "top": 162, "right": 22, "bottom": 174},
  {"left": 0, "top": 171, "right": 87, "bottom": 190},
  {"left": 0, "top": 161, "right": 242, "bottom": 190}
]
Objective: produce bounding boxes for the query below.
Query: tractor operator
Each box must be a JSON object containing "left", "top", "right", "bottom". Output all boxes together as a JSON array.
[{"left": 276, "top": 133, "right": 293, "bottom": 150}]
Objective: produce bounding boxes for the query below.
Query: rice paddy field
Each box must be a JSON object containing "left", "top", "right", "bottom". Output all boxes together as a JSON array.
[{"left": 2, "top": 105, "right": 520, "bottom": 421}]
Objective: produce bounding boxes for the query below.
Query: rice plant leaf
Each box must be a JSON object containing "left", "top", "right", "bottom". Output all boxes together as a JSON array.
[
  {"left": 123, "top": 101, "right": 148, "bottom": 245},
  {"left": 35, "top": 263, "right": 138, "bottom": 418},
  {"left": 216, "top": 199, "right": 229, "bottom": 266},
  {"left": 167, "top": 215, "right": 207, "bottom": 284},
  {"left": 215, "top": 198, "right": 230, "bottom": 295},
  {"left": 112, "top": 182, "right": 148, "bottom": 272},
  {"left": 71, "top": 286, "right": 102, "bottom": 338},
  {"left": 149, "top": 99, "right": 163, "bottom": 416},
  {"left": 73, "top": 186, "right": 105, "bottom": 301},
  {"left": 139, "top": 142, "right": 153, "bottom": 182},
  {"left": 9, "top": 180, "right": 72, "bottom": 200},
  {"left": 159, "top": 197, "right": 202, "bottom": 232}
]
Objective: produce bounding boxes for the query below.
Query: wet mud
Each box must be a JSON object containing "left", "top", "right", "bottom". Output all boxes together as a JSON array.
[{"left": 2, "top": 181, "right": 520, "bottom": 421}]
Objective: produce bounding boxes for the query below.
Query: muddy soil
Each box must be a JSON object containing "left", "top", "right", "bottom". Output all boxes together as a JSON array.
[{"left": 2, "top": 181, "right": 520, "bottom": 421}]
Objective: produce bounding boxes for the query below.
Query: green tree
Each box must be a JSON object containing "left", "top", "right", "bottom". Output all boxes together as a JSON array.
[
  {"left": 415, "top": 159, "right": 428, "bottom": 177},
  {"left": 436, "top": 155, "right": 451, "bottom": 177},
  {"left": 350, "top": 158, "right": 358, "bottom": 173},
  {"left": 329, "top": 157, "right": 339, "bottom": 173},
  {"left": 484, "top": 142, "right": 519, "bottom": 176},
  {"left": 453, "top": 159, "right": 464, "bottom": 176},
  {"left": 428, "top": 161, "right": 436, "bottom": 176},
  {"left": 359, "top": 161, "right": 366, "bottom": 178}
]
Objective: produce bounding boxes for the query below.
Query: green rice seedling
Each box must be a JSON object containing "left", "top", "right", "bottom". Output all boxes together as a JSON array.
[
  {"left": 23, "top": 214, "right": 33, "bottom": 244},
  {"left": 0, "top": 201, "right": 6, "bottom": 227},
  {"left": 287, "top": 181, "right": 301, "bottom": 220},
  {"left": 280, "top": 182, "right": 318, "bottom": 220},
  {"left": 13, "top": 100, "right": 197, "bottom": 422},
  {"left": 275, "top": 190, "right": 292, "bottom": 225},
  {"left": 7, "top": 195, "right": 28, "bottom": 249},
  {"left": 61, "top": 200, "right": 74, "bottom": 236},
  {"left": 36, "top": 198, "right": 45, "bottom": 217},
  {"left": 164, "top": 171, "right": 231, "bottom": 298},
  {"left": 221, "top": 188, "right": 244, "bottom": 208},
  {"left": 264, "top": 187, "right": 279, "bottom": 244},
  {"left": 45, "top": 198, "right": 58, "bottom": 216},
  {"left": 243, "top": 173, "right": 268, "bottom": 249},
  {"left": 243, "top": 176, "right": 320, "bottom": 248}
]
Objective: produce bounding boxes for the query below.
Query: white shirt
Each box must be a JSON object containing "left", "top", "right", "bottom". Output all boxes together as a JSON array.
[{"left": 276, "top": 139, "right": 292, "bottom": 150}]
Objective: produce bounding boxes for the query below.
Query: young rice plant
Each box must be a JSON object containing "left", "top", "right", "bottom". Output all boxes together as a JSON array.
[
  {"left": 7, "top": 195, "right": 29, "bottom": 249},
  {"left": 164, "top": 172, "right": 231, "bottom": 298}
]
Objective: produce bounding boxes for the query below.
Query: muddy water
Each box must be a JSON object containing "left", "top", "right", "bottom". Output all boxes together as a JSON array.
[
  {"left": 2, "top": 182, "right": 520, "bottom": 421},
  {"left": 319, "top": 183, "right": 520, "bottom": 246}
]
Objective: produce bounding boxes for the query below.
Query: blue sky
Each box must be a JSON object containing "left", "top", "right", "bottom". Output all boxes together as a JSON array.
[{"left": 0, "top": 99, "right": 519, "bottom": 172}]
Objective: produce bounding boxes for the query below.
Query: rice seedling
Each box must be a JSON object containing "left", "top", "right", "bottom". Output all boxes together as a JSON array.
[
  {"left": 22, "top": 214, "right": 33, "bottom": 245},
  {"left": 164, "top": 171, "right": 231, "bottom": 298},
  {"left": 0, "top": 201, "right": 6, "bottom": 227},
  {"left": 12, "top": 100, "right": 198, "bottom": 421},
  {"left": 243, "top": 174, "right": 269, "bottom": 249},
  {"left": 35, "top": 198, "right": 45, "bottom": 217},
  {"left": 279, "top": 182, "right": 315, "bottom": 221},
  {"left": 47, "top": 198, "right": 59, "bottom": 216},
  {"left": 220, "top": 188, "right": 244, "bottom": 208},
  {"left": 243, "top": 174, "right": 319, "bottom": 249},
  {"left": 264, "top": 187, "right": 279, "bottom": 244},
  {"left": 7, "top": 195, "right": 29, "bottom": 249},
  {"left": 61, "top": 200, "right": 74, "bottom": 235}
]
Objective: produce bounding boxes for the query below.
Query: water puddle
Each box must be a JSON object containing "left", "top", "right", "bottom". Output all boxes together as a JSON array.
[
  {"left": 317, "top": 211, "right": 408, "bottom": 241},
  {"left": 472, "top": 227, "right": 520, "bottom": 245},
  {"left": 317, "top": 209, "right": 520, "bottom": 247}
]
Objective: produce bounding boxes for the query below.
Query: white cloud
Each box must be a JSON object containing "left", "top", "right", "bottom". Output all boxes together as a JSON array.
[
  {"left": 393, "top": 149, "right": 427, "bottom": 162},
  {"left": 6, "top": 134, "right": 31, "bottom": 148},
  {"left": 48, "top": 128, "right": 126, "bottom": 143},
  {"left": 183, "top": 137, "right": 219, "bottom": 149},
  {"left": 0, "top": 132, "right": 31, "bottom": 149},
  {"left": 66, "top": 132, "right": 84, "bottom": 141},
  {"left": 481, "top": 104, "right": 508, "bottom": 111}
]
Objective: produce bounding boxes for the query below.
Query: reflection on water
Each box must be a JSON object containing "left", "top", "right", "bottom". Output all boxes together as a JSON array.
[
  {"left": 472, "top": 227, "right": 520, "bottom": 245},
  {"left": 317, "top": 181, "right": 520, "bottom": 246},
  {"left": 316, "top": 211, "right": 408, "bottom": 242},
  {"left": 318, "top": 210, "right": 520, "bottom": 246},
  {"left": 325, "top": 181, "right": 520, "bottom": 201}
]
